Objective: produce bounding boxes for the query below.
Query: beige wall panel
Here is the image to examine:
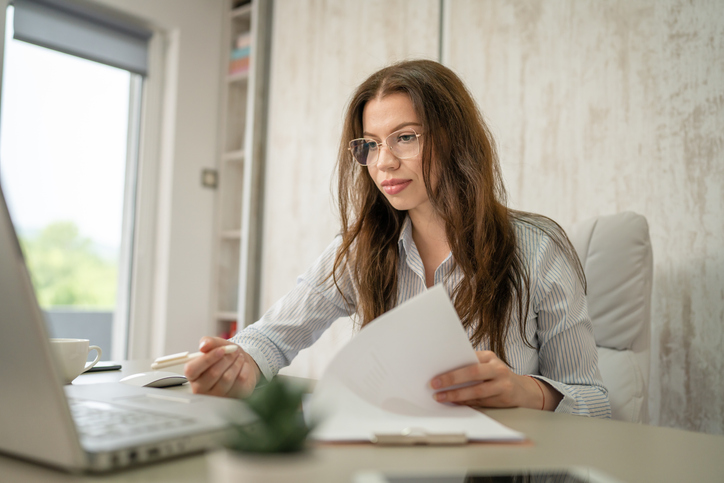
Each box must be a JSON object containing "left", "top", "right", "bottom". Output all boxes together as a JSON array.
[
  {"left": 260, "top": 0, "right": 440, "bottom": 311},
  {"left": 444, "top": 0, "right": 724, "bottom": 434}
]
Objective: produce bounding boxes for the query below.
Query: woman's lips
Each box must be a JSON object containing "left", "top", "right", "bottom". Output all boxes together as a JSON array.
[{"left": 381, "top": 179, "right": 412, "bottom": 195}]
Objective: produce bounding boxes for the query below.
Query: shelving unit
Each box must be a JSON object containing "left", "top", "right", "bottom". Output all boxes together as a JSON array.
[
  {"left": 211, "top": 0, "right": 271, "bottom": 340},
  {"left": 212, "top": 1, "right": 252, "bottom": 340}
]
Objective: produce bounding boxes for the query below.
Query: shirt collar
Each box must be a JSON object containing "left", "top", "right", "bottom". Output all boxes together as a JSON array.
[
  {"left": 398, "top": 215, "right": 414, "bottom": 255},
  {"left": 397, "top": 215, "right": 456, "bottom": 284}
]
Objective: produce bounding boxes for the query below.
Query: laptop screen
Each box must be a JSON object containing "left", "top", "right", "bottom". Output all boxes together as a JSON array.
[{"left": 0, "top": 183, "right": 88, "bottom": 469}]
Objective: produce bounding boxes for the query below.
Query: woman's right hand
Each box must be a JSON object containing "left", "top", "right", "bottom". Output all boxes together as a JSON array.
[{"left": 184, "top": 337, "right": 261, "bottom": 398}]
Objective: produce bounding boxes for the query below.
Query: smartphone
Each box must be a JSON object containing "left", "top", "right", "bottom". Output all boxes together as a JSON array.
[
  {"left": 354, "top": 468, "right": 623, "bottom": 483},
  {"left": 85, "top": 361, "right": 122, "bottom": 372}
]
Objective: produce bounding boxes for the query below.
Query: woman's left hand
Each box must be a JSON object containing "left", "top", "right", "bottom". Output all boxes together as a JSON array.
[{"left": 429, "top": 350, "right": 556, "bottom": 410}]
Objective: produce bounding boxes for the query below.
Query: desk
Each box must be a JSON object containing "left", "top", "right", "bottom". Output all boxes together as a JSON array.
[{"left": 1, "top": 360, "right": 723, "bottom": 482}]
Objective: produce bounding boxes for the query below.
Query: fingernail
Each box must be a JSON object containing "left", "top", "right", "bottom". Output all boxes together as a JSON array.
[
  {"left": 434, "top": 392, "right": 446, "bottom": 402},
  {"left": 431, "top": 378, "right": 441, "bottom": 389}
]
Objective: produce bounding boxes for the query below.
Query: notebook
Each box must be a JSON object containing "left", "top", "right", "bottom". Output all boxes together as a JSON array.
[{"left": 0, "top": 183, "right": 256, "bottom": 472}]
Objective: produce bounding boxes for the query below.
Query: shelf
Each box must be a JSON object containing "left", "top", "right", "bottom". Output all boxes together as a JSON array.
[
  {"left": 230, "top": 3, "right": 252, "bottom": 19},
  {"left": 220, "top": 230, "right": 242, "bottom": 240},
  {"left": 227, "top": 70, "right": 250, "bottom": 83},
  {"left": 212, "top": 0, "right": 266, "bottom": 337},
  {"left": 216, "top": 311, "right": 239, "bottom": 321},
  {"left": 222, "top": 150, "right": 245, "bottom": 162}
]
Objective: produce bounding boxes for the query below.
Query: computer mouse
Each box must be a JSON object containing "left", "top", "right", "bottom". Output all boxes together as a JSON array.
[{"left": 119, "top": 371, "right": 188, "bottom": 388}]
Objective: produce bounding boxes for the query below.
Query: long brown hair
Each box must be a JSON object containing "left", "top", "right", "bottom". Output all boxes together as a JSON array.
[{"left": 333, "top": 60, "right": 584, "bottom": 364}]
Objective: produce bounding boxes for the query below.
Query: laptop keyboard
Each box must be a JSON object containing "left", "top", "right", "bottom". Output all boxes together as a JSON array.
[{"left": 69, "top": 399, "right": 192, "bottom": 439}]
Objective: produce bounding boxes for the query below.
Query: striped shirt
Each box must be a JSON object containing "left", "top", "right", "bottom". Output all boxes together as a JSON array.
[{"left": 232, "top": 216, "right": 611, "bottom": 418}]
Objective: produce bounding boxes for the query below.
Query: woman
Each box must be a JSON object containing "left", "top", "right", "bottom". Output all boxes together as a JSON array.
[{"left": 185, "top": 60, "right": 611, "bottom": 417}]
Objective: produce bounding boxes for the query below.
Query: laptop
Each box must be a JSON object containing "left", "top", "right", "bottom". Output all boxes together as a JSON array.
[{"left": 0, "top": 183, "right": 256, "bottom": 472}]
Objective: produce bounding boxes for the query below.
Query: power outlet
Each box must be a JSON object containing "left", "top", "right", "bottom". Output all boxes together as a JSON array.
[{"left": 201, "top": 169, "right": 218, "bottom": 189}]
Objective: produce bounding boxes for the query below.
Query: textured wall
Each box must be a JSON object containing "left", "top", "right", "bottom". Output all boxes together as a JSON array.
[
  {"left": 260, "top": 0, "right": 440, "bottom": 310},
  {"left": 443, "top": 0, "right": 724, "bottom": 434},
  {"left": 261, "top": 0, "right": 440, "bottom": 378}
]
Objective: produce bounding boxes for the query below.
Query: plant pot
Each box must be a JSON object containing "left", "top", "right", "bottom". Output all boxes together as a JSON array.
[{"left": 207, "top": 447, "right": 323, "bottom": 483}]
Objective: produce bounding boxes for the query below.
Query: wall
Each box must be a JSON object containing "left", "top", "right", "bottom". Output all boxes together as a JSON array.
[
  {"left": 443, "top": 0, "right": 723, "bottom": 434},
  {"left": 259, "top": 0, "right": 441, "bottom": 309}
]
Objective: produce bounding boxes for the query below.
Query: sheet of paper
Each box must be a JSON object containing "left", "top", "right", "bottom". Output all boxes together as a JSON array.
[{"left": 307, "top": 285, "right": 525, "bottom": 442}]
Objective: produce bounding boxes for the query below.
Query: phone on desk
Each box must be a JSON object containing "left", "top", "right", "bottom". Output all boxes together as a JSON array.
[
  {"left": 85, "top": 361, "right": 122, "bottom": 372},
  {"left": 354, "top": 467, "right": 623, "bottom": 483}
]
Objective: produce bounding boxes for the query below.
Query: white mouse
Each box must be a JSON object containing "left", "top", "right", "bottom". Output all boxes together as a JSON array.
[{"left": 119, "top": 371, "right": 188, "bottom": 388}]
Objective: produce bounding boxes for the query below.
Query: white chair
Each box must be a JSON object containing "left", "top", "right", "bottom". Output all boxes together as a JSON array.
[{"left": 569, "top": 211, "right": 653, "bottom": 423}]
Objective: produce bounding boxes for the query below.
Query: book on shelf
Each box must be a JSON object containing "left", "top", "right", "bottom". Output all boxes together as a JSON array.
[
  {"left": 235, "top": 32, "right": 251, "bottom": 50},
  {"left": 228, "top": 57, "right": 250, "bottom": 76},
  {"left": 229, "top": 33, "right": 251, "bottom": 76},
  {"left": 229, "top": 48, "right": 250, "bottom": 73},
  {"left": 231, "top": 46, "right": 250, "bottom": 60},
  {"left": 220, "top": 320, "right": 238, "bottom": 340}
]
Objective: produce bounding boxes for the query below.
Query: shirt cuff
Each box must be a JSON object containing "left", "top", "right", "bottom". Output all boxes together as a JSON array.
[
  {"left": 237, "top": 342, "right": 273, "bottom": 384},
  {"left": 530, "top": 375, "right": 576, "bottom": 414}
]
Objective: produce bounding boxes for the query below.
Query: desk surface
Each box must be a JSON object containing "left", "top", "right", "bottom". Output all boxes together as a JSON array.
[{"left": 2, "top": 360, "right": 723, "bottom": 483}]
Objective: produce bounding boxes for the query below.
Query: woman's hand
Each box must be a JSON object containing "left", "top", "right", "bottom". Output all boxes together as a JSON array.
[
  {"left": 429, "top": 350, "right": 561, "bottom": 410},
  {"left": 184, "top": 337, "right": 261, "bottom": 398}
]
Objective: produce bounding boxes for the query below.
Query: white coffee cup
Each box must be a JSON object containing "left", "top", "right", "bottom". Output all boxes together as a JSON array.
[{"left": 49, "top": 338, "right": 103, "bottom": 384}]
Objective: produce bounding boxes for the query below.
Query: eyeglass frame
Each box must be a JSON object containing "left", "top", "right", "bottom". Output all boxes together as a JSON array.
[{"left": 347, "top": 128, "right": 423, "bottom": 167}]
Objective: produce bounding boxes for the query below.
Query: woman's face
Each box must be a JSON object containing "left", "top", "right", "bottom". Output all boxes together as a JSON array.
[{"left": 363, "top": 92, "right": 433, "bottom": 222}]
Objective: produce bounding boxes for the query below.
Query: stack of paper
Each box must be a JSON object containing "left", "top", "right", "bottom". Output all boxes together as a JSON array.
[{"left": 306, "top": 285, "right": 525, "bottom": 444}]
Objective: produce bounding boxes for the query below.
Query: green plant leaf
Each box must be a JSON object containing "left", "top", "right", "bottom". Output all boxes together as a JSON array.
[{"left": 225, "top": 377, "right": 314, "bottom": 453}]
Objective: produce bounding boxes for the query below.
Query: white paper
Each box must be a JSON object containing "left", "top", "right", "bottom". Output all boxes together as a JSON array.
[{"left": 307, "top": 285, "right": 525, "bottom": 443}]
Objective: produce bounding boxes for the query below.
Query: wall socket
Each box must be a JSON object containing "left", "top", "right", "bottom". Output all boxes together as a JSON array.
[{"left": 201, "top": 169, "right": 218, "bottom": 189}]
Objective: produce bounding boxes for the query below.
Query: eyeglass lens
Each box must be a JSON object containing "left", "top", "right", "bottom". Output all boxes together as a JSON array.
[{"left": 349, "top": 130, "right": 419, "bottom": 166}]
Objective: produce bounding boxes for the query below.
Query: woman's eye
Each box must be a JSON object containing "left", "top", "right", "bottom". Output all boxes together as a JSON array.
[{"left": 397, "top": 133, "right": 416, "bottom": 143}]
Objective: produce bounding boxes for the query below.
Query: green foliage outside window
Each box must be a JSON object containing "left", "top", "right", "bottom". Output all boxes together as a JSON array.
[{"left": 19, "top": 221, "right": 117, "bottom": 309}]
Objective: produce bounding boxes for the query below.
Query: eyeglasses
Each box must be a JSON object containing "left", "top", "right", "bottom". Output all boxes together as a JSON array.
[{"left": 348, "top": 128, "right": 422, "bottom": 166}]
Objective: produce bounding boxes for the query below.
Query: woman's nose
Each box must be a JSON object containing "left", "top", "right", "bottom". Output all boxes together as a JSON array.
[{"left": 375, "top": 145, "right": 399, "bottom": 171}]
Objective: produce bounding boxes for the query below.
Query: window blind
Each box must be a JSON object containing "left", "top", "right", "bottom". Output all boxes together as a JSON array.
[{"left": 12, "top": 0, "right": 152, "bottom": 76}]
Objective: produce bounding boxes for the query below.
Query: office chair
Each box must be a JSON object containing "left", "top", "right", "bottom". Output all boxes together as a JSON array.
[{"left": 569, "top": 211, "right": 653, "bottom": 423}]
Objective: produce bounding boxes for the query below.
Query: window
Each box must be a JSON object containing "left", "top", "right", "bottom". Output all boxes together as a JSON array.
[{"left": 0, "top": 1, "right": 150, "bottom": 360}]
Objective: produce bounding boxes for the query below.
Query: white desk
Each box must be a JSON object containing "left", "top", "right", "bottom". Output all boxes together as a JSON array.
[{"left": 1, "top": 360, "right": 723, "bottom": 482}]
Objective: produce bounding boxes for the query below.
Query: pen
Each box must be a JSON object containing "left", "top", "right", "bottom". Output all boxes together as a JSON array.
[{"left": 151, "top": 344, "right": 239, "bottom": 370}]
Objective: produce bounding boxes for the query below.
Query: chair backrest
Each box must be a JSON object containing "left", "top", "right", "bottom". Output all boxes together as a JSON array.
[{"left": 568, "top": 212, "right": 653, "bottom": 422}]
